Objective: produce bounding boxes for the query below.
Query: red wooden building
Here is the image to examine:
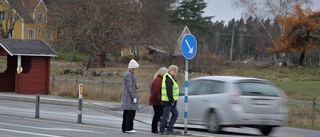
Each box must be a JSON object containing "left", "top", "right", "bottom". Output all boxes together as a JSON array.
[{"left": 0, "top": 39, "right": 57, "bottom": 94}]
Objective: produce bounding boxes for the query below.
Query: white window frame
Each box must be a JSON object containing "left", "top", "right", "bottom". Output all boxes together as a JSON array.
[
  {"left": 28, "top": 29, "right": 35, "bottom": 39},
  {"left": 9, "top": 30, "right": 13, "bottom": 39},
  {"left": 46, "top": 30, "right": 52, "bottom": 39},
  {"left": 130, "top": 46, "right": 136, "bottom": 55},
  {"left": 0, "top": 11, "right": 5, "bottom": 20},
  {"left": 38, "top": 13, "right": 44, "bottom": 23}
]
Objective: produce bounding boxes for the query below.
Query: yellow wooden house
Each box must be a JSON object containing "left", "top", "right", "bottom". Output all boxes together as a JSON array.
[{"left": 0, "top": 0, "right": 55, "bottom": 44}]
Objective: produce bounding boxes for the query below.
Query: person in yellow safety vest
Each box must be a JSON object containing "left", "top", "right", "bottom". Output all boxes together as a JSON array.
[{"left": 159, "top": 65, "right": 181, "bottom": 135}]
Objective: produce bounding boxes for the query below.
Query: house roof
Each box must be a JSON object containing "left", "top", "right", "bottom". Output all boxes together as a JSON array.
[
  {"left": 0, "top": 39, "right": 58, "bottom": 57},
  {"left": 146, "top": 25, "right": 188, "bottom": 56},
  {"left": 23, "top": 0, "right": 41, "bottom": 11},
  {"left": 7, "top": 0, "right": 44, "bottom": 23}
]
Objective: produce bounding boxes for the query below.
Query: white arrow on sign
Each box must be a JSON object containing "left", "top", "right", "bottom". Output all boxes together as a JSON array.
[{"left": 185, "top": 39, "right": 193, "bottom": 54}]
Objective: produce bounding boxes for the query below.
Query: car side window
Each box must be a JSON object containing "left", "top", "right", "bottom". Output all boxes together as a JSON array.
[
  {"left": 197, "top": 81, "right": 213, "bottom": 95},
  {"left": 238, "top": 82, "right": 278, "bottom": 96},
  {"left": 188, "top": 80, "right": 224, "bottom": 95},
  {"left": 210, "top": 81, "right": 224, "bottom": 94},
  {"left": 188, "top": 80, "right": 204, "bottom": 95}
]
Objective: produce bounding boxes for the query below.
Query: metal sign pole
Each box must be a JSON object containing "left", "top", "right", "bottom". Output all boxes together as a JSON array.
[
  {"left": 184, "top": 59, "right": 188, "bottom": 135},
  {"left": 181, "top": 28, "right": 197, "bottom": 136}
]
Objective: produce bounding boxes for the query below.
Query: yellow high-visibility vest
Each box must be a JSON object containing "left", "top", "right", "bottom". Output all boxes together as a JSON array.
[{"left": 161, "top": 73, "right": 179, "bottom": 101}]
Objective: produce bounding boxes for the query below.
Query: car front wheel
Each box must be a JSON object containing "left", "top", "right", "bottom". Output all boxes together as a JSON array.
[
  {"left": 259, "top": 126, "right": 273, "bottom": 136},
  {"left": 207, "top": 111, "right": 222, "bottom": 133}
]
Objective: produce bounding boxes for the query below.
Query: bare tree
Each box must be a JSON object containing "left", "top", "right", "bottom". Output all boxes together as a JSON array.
[
  {"left": 136, "top": 0, "right": 177, "bottom": 61},
  {"left": 48, "top": 0, "right": 140, "bottom": 68},
  {"left": 0, "top": 0, "right": 20, "bottom": 38}
]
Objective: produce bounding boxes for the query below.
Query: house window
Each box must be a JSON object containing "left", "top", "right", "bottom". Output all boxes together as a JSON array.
[
  {"left": 9, "top": 31, "right": 13, "bottom": 39},
  {"left": 130, "top": 46, "right": 136, "bottom": 55},
  {"left": 38, "top": 29, "right": 42, "bottom": 34},
  {"left": 38, "top": 13, "right": 44, "bottom": 23},
  {"left": 0, "top": 11, "right": 5, "bottom": 20},
  {"left": 46, "top": 30, "right": 52, "bottom": 39},
  {"left": 0, "top": 55, "right": 7, "bottom": 73},
  {"left": 28, "top": 29, "right": 35, "bottom": 39}
]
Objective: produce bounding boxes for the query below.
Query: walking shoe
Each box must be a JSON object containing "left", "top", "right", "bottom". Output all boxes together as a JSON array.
[
  {"left": 166, "top": 130, "right": 182, "bottom": 135},
  {"left": 158, "top": 132, "right": 170, "bottom": 135},
  {"left": 126, "top": 130, "right": 136, "bottom": 133},
  {"left": 151, "top": 131, "right": 158, "bottom": 134}
]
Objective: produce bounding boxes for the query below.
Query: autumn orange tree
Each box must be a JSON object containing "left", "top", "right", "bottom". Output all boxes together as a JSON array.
[{"left": 272, "top": 3, "right": 320, "bottom": 66}]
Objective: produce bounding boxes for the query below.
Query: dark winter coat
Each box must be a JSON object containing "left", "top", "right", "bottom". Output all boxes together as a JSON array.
[{"left": 149, "top": 76, "right": 162, "bottom": 105}]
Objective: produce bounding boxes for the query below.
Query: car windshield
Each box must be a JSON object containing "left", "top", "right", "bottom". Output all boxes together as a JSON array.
[{"left": 237, "top": 82, "right": 279, "bottom": 97}]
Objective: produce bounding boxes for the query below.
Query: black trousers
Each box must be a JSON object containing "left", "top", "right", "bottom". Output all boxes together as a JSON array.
[
  {"left": 122, "top": 110, "right": 136, "bottom": 132},
  {"left": 151, "top": 105, "right": 163, "bottom": 133}
]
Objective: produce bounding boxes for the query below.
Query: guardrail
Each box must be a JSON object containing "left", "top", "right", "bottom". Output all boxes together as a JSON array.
[
  {"left": 50, "top": 77, "right": 150, "bottom": 86},
  {"left": 289, "top": 98, "right": 317, "bottom": 127},
  {"left": 289, "top": 99, "right": 317, "bottom": 106}
]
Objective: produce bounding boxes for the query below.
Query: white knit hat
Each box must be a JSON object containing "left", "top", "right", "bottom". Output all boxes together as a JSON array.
[{"left": 128, "top": 59, "right": 139, "bottom": 68}]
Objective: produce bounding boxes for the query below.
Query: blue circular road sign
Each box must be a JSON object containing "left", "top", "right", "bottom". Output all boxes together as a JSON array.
[{"left": 181, "top": 34, "right": 197, "bottom": 59}]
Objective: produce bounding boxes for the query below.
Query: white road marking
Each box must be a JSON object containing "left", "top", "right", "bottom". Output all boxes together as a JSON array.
[
  {"left": 0, "top": 122, "right": 107, "bottom": 134},
  {"left": 0, "top": 128, "right": 65, "bottom": 137}
]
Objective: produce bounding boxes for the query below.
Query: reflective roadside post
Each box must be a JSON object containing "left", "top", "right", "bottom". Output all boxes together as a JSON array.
[
  {"left": 312, "top": 98, "right": 316, "bottom": 127},
  {"left": 78, "top": 83, "right": 83, "bottom": 123},
  {"left": 181, "top": 28, "right": 197, "bottom": 135},
  {"left": 35, "top": 94, "right": 40, "bottom": 118}
]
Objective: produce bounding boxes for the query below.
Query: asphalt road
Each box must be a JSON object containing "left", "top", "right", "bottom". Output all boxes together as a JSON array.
[
  {"left": 0, "top": 93, "right": 320, "bottom": 137},
  {"left": 0, "top": 99, "right": 160, "bottom": 137},
  {"left": 0, "top": 115, "right": 164, "bottom": 137}
]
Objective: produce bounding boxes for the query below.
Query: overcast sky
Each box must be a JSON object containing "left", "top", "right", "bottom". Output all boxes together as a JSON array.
[{"left": 203, "top": 0, "right": 320, "bottom": 23}]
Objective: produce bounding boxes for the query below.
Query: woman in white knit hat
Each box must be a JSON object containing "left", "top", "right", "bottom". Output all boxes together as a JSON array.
[{"left": 121, "top": 59, "right": 139, "bottom": 133}]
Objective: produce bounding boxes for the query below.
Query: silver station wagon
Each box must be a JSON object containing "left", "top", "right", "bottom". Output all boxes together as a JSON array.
[{"left": 176, "top": 76, "right": 288, "bottom": 136}]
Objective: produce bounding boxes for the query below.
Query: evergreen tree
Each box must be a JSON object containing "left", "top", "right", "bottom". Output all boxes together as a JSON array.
[
  {"left": 211, "top": 21, "right": 225, "bottom": 54},
  {"left": 171, "top": 0, "right": 212, "bottom": 35}
]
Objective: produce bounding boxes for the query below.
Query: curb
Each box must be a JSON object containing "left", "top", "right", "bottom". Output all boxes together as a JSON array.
[{"left": 0, "top": 93, "right": 150, "bottom": 113}]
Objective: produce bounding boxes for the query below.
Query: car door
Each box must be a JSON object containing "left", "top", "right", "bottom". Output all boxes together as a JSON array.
[{"left": 187, "top": 79, "right": 225, "bottom": 125}]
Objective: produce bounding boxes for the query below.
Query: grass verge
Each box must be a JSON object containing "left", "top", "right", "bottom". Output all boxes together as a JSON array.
[{"left": 4, "top": 59, "right": 318, "bottom": 130}]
